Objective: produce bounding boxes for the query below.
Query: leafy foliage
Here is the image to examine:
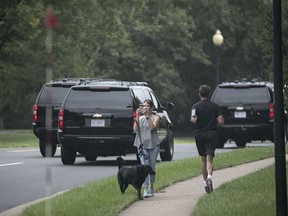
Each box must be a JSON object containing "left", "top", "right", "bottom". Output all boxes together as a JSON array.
[{"left": 0, "top": 0, "right": 287, "bottom": 130}]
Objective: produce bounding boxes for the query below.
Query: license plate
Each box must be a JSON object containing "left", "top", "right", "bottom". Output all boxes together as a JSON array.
[
  {"left": 234, "top": 111, "right": 246, "bottom": 118},
  {"left": 91, "top": 119, "right": 105, "bottom": 127}
]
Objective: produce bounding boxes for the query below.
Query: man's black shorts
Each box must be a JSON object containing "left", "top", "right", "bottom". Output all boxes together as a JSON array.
[{"left": 195, "top": 130, "right": 217, "bottom": 156}]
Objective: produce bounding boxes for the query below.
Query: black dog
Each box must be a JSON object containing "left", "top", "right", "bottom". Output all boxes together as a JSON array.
[{"left": 116, "top": 157, "right": 156, "bottom": 200}]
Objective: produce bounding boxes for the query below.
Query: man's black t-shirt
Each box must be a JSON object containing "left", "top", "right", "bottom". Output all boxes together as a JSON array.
[{"left": 191, "top": 99, "right": 221, "bottom": 135}]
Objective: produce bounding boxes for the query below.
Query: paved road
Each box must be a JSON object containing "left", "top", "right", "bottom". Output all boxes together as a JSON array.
[
  {"left": 0, "top": 142, "right": 272, "bottom": 213},
  {"left": 0, "top": 144, "right": 198, "bottom": 213}
]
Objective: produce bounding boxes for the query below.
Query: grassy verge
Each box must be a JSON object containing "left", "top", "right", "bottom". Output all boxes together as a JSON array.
[
  {"left": 174, "top": 136, "right": 195, "bottom": 144},
  {"left": 0, "top": 130, "right": 194, "bottom": 148},
  {"left": 192, "top": 162, "right": 288, "bottom": 216},
  {"left": 20, "top": 146, "right": 282, "bottom": 216},
  {"left": 0, "top": 130, "right": 38, "bottom": 148}
]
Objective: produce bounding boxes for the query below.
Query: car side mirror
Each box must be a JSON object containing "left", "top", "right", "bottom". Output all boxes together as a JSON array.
[{"left": 162, "top": 102, "right": 174, "bottom": 111}]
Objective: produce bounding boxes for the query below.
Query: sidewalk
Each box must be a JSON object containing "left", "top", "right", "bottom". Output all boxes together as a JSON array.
[{"left": 119, "top": 157, "right": 277, "bottom": 216}]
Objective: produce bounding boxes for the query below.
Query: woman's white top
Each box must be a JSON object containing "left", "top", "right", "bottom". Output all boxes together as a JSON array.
[{"left": 134, "top": 114, "right": 159, "bottom": 149}]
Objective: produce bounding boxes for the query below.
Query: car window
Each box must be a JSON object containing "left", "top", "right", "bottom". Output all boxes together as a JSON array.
[
  {"left": 268, "top": 88, "right": 274, "bottom": 103},
  {"left": 142, "top": 89, "right": 151, "bottom": 100},
  {"left": 149, "top": 91, "right": 159, "bottom": 109},
  {"left": 65, "top": 89, "right": 132, "bottom": 109},
  {"left": 132, "top": 89, "right": 146, "bottom": 105},
  {"left": 213, "top": 87, "right": 269, "bottom": 104},
  {"left": 38, "top": 86, "right": 71, "bottom": 105}
]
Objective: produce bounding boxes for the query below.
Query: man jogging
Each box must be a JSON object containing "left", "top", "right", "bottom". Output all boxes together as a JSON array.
[{"left": 190, "top": 85, "right": 224, "bottom": 193}]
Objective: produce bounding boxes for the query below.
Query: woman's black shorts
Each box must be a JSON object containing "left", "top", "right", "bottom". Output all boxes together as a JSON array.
[{"left": 195, "top": 130, "right": 217, "bottom": 156}]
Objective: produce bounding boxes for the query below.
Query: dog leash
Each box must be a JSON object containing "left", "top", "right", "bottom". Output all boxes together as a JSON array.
[
  {"left": 138, "top": 143, "right": 149, "bottom": 160},
  {"left": 136, "top": 118, "right": 150, "bottom": 160}
]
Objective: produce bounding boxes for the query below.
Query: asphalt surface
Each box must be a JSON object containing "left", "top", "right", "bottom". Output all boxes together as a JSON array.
[{"left": 0, "top": 142, "right": 237, "bottom": 213}]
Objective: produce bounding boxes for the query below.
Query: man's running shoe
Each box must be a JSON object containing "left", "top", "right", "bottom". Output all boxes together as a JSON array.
[
  {"left": 206, "top": 179, "right": 213, "bottom": 193},
  {"left": 205, "top": 185, "right": 210, "bottom": 193}
]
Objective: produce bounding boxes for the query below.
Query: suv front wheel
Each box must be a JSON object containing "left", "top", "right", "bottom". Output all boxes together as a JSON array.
[
  {"left": 160, "top": 130, "right": 174, "bottom": 161},
  {"left": 61, "top": 146, "right": 76, "bottom": 165}
]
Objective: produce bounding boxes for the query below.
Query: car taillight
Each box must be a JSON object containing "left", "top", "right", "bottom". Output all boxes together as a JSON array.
[
  {"left": 132, "top": 111, "right": 137, "bottom": 126},
  {"left": 269, "top": 103, "right": 274, "bottom": 121},
  {"left": 33, "top": 105, "right": 38, "bottom": 123},
  {"left": 58, "top": 108, "right": 64, "bottom": 130}
]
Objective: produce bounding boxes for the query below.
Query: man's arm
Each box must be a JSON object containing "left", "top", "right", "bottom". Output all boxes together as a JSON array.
[
  {"left": 217, "top": 115, "right": 224, "bottom": 124},
  {"left": 190, "top": 108, "right": 197, "bottom": 124},
  {"left": 190, "top": 115, "right": 197, "bottom": 124}
]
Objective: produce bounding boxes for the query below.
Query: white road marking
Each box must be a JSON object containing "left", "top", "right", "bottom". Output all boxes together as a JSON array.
[
  {"left": 0, "top": 162, "right": 24, "bottom": 167},
  {"left": 8, "top": 149, "right": 38, "bottom": 153}
]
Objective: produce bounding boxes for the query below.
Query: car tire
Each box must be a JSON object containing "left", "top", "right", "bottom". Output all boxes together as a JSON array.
[
  {"left": 216, "top": 136, "right": 227, "bottom": 148},
  {"left": 61, "top": 146, "right": 76, "bottom": 165},
  {"left": 39, "top": 140, "right": 57, "bottom": 157},
  {"left": 84, "top": 154, "right": 97, "bottom": 161},
  {"left": 160, "top": 129, "right": 174, "bottom": 161},
  {"left": 235, "top": 139, "right": 246, "bottom": 148}
]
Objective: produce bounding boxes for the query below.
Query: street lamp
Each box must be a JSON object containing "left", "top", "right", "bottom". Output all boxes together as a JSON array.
[{"left": 212, "top": 29, "right": 224, "bottom": 86}]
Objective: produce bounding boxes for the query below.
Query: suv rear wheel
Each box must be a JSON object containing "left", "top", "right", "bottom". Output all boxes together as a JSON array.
[
  {"left": 216, "top": 136, "right": 227, "bottom": 148},
  {"left": 235, "top": 139, "right": 247, "bottom": 148},
  {"left": 61, "top": 146, "right": 76, "bottom": 165},
  {"left": 160, "top": 130, "right": 174, "bottom": 161},
  {"left": 39, "top": 140, "right": 57, "bottom": 157},
  {"left": 84, "top": 154, "right": 97, "bottom": 161}
]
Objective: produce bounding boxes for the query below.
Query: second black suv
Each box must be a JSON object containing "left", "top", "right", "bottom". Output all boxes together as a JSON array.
[
  {"left": 32, "top": 78, "right": 104, "bottom": 157},
  {"left": 211, "top": 80, "right": 287, "bottom": 148},
  {"left": 57, "top": 81, "right": 174, "bottom": 165}
]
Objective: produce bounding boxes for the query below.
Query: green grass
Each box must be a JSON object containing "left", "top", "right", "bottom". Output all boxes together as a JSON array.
[
  {"left": 0, "top": 130, "right": 38, "bottom": 148},
  {"left": 174, "top": 136, "right": 195, "bottom": 144},
  {"left": 0, "top": 130, "right": 192, "bottom": 148},
  {"left": 192, "top": 162, "right": 288, "bottom": 216},
  {"left": 0, "top": 131, "right": 276, "bottom": 169},
  {"left": 20, "top": 146, "right": 283, "bottom": 216}
]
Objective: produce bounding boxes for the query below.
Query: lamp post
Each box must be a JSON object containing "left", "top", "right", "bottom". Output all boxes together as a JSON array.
[{"left": 212, "top": 29, "right": 224, "bottom": 86}]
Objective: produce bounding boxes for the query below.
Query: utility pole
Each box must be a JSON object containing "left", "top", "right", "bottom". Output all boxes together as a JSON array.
[{"left": 273, "top": 0, "right": 287, "bottom": 215}]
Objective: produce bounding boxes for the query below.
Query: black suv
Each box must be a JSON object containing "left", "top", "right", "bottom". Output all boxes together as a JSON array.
[
  {"left": 32, "top": 78, "right": 103, "bottom": 157},
  {"left": 211, "top": 80, "right": 287, "bottom": 148},
  {"left": 57, "top": 81, "right": 174, "bottom": 165}
]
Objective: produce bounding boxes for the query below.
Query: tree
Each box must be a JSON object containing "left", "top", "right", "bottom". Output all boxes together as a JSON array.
[
  {"left": 1, "top": 0, "right": 286, "bottom": 131},
  {"left": 0, "top": 0, "right": 45, "bottom": 129}
]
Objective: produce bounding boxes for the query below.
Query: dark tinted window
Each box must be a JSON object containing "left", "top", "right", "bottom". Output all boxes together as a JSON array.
[
  {"left": 38, "top": 86, "right": 71, "bottom": 105},
  {"left": 65, "top": 89, "right": 132, "bottom": 109},
  {"left": 213, "top": 87, "right": 269, "bottom": 104}
]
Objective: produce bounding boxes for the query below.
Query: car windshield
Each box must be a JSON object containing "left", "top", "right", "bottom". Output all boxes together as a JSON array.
[
  {"left": 65, "top": 89, "right": 132, "bottom": 109},
  {"left": 213, "top": 87, "right": 269, "bottom": 104},
  {"left": 38, "top": 86, "right": 71, "bottom": 105}
]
